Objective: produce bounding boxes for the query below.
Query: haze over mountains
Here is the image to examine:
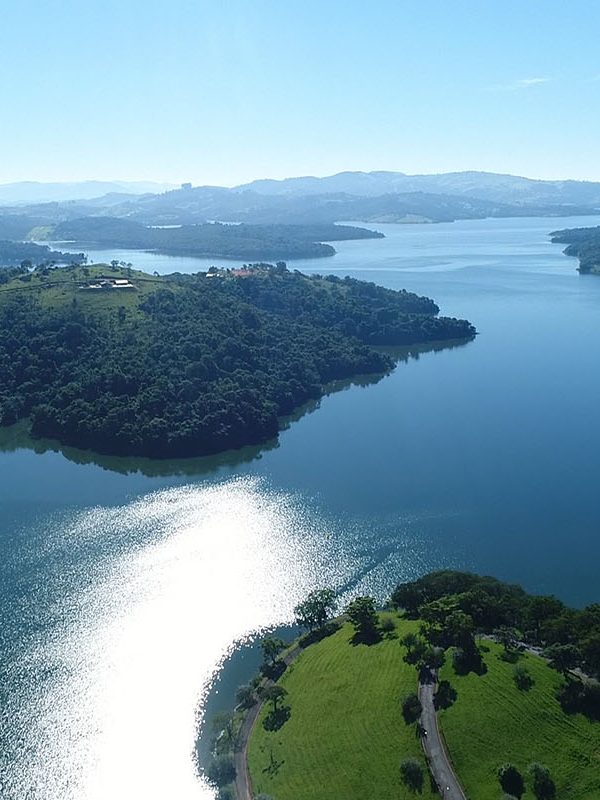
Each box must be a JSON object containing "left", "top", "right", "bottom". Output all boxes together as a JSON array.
[
  {"left": 0, "top": 180, "right": 176, "bottom": 205},
  {"left": 235, "top": 170, "right": 600, "bottom": 206},
  {"left": 2, "top": 171, "right": 600, "bottom": 228}
]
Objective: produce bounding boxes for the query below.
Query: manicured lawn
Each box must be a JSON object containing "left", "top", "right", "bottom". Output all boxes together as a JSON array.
[
  {"left": 247, "top": 616, "right": 436, "bottom": 800},
  {"left": 438, "top": 641, "right": 600, "bottom": 799}
]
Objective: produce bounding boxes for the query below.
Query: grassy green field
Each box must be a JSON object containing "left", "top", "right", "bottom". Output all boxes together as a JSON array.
[
  {"left": 438, "top": 641, "right": 600, "bottom": 799},
  {"left": 0, "top": 263, "right": 167, "bottom": 315},
  {"left": 247, "top": 615, "right": 436, "bottom": 800}
]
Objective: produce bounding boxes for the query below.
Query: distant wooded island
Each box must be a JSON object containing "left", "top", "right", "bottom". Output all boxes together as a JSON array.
[
  {"left": 0, "top": 261, "right": 474, "bottom": 458},
  {"left": 40, "top": 218, "right": 384, "bottom": 260},
  {"left": 551, "top": 226, "right": 600, "bottom": 274}
]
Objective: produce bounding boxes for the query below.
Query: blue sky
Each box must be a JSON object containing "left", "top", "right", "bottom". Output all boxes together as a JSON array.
[{"left": 2, "top": 0, "right": 600, "bottom": 185}]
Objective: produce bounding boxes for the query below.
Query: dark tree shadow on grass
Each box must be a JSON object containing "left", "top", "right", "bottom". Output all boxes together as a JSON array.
[
  {"left": 350, "top": 627, "right": 382, "bottom": 646},
  {"left": 263, "top": 705, "right": 291, "bottom": 732},
  {"left": 299, "top": 621, "right": 340, "bottom": 649},
  {"left": 434, "top": 680, "right": 457, "bottom": 710},
  {"left": 453, "top": 647, "right": 487, "bottom": 676}
]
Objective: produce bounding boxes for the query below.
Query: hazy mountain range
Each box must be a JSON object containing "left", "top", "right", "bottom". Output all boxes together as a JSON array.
[
  {"left": 0, "top": 181, "right": 176, "bottom": 205},
  {"left": 235, "top": 170, "right": 600, "bottom": 206},
  {"left": 1, "top": 171, "right": 600, "bottom": 227}
]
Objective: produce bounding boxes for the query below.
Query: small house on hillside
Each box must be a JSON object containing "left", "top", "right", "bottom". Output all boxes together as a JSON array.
[{"left": 79, "top": 277, "right": 136, "bottom": 291}]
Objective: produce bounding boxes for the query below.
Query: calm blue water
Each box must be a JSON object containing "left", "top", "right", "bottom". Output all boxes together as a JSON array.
[{"left": 2, "top": 216, "right": 600, "bottom": 799}]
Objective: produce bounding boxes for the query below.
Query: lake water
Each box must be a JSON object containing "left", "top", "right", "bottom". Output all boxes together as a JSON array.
[{"left": 2, "top": 216, "right": 600, "bottom": 799}]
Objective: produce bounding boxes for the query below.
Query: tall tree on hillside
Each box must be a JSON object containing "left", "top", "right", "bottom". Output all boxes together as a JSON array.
[
  {"left": 346, "top": 596, "right": 380, "bottom": 641},
  {"left": 294, "top": 589, "right": 337, "bottom": 632}
]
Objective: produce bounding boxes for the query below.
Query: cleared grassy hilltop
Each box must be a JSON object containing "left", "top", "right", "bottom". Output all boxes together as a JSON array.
[{"left": 248, "top": 616, "right": 437, "bottom": 800}]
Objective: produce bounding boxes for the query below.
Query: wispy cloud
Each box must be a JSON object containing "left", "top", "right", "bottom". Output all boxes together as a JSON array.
[{"left": 486, "top": 77, "right": 549, "bottom": 92}]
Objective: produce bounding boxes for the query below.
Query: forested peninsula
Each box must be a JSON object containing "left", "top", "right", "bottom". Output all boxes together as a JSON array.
[
  {"left": 43, "top": 218, "right": 384, "bottom": 260},
  {"left": 0, "top": 240, "right": 85, "bottom": 269},
  {"left": 551, "top": 225, "right": 600, "bottom": 274},
  {"left": 0, "top": 262, "right": 474, "bottom": 458}
]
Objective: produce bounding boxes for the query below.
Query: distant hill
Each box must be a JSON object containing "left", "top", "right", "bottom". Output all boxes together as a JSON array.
[
  {"left": 57, "top": 186, "right": 591, "bottom": 228},
  {"left": 3, "top": 171, "right": 599, "bottom": 231},
  {"left": 0, "top": 181, "right": 176, "bottom": 206},
  {"left": 236, "top": 170, "right": 600, "bottom": 207}
]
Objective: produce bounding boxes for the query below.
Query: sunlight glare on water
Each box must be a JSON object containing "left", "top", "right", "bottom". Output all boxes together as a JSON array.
[{"left": 3, "top": 478, "right": 354, "bottom": 800}]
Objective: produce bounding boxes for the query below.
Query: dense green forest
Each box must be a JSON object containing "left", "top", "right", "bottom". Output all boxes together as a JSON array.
[
  {"left": 392, "top": 571, "right": 600, "bottom": 681},
  {"left": 0, "top": 240, "right": 85, "bottom": 269},
  {"left": 45, "top": 218, "right": 384, "bottom": 260},
  {"left": 551, "top": 226, "right": 600, "bottom": 274},
  {"left": 0, "top": 262, "right": 474, "bottom": 458}
]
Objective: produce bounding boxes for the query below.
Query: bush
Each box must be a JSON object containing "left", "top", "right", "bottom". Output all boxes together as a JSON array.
[
  {"left": 513, "top": 663, "right": 534, "bottom": 691},
  {"left": 399, "top": 758, "right": 424, "bottom": 793},
  {"left": 380, "top": 616, "right": 397, "bottom": 636}
]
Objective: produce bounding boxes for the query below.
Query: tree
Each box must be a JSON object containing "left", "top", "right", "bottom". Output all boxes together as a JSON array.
[
  {"left": 581, "top": 632, "right": 600, "bottom": 677},
  {"left": 543, "top": 643, "right": 582, "bottom": 677},
  {"left": 402, "top": 633, "right": 428, "bottom": 665},
  {"left": 260, "top": 684, "right": 288, "bottom": 713},
  {"left": 445, "top": 610, "right": 475, "bottom": 650},
  {"left": 392, "top": 582, "right": 425, "bottom": 614},
  {"left": 235, "top": 683, "right": 256, "bottom": 709},
  {"left": 494, "top": 626, "right": 521, "bottom": 655},
  {"left": 207, "top": 754, "right": 236, "bottom": 787},
  {"left": 513, "top": 663, "right": 534, "bottom": 691},
  {"left": 399, "top": 758, "right": 424, "bottom": 793},
  {"left": 294, "top": 589, "right": 337, "bottom": 631},
  {"left": 529, "top": 763, "right": 556, "bottom": 800},
  {"left": 423, "top": 645, "right": 445, "bottom": 670},
  {"left": 401, "top": 692, "right": 422, "bottom": 724},
  {"left": 528, "top": 596, "right": 564, "bottom": 637},
  {"left": 261, "top": 636, "right": 285, "bottom": 665},
  {"left": 346, "top": 596, "right": 380, "bottom": 641},
  {"left": 497, "top": 764, "right": 525, "bottom": 799}
]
